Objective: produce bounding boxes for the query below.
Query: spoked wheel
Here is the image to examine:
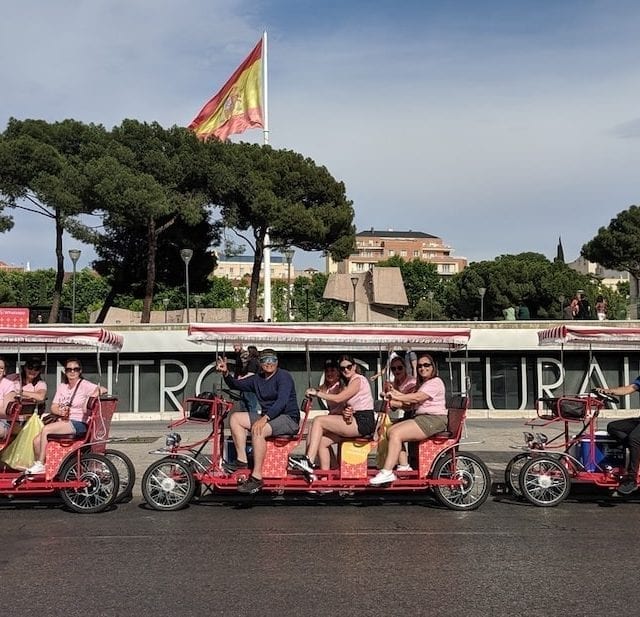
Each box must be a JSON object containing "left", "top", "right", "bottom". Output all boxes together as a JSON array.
[
  {"left": 59, "top": 453, "right": 120, "bottom": 514},
  {"left": 105, "top": 449, "right": 136, "bottom": 503},
  {"left": 504, "top": 453, "right": 532, "bottom": 498},
  {"left": 142, "top": 457, "right": 196, "bottom": 511},
  {"left": 519, "top": 456, "right": 571, "bottom": 507},
  {"left": 431, "top": 452, "right": 491, "bottom": 511}
]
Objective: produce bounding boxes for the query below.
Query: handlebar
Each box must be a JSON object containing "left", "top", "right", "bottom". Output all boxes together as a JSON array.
[{"left": 590, "top": 388, "right": 619, "bottom": 405}]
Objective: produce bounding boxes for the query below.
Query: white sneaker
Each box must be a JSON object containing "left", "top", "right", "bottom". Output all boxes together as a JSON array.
[
  {"left": 26, "top": 461, "right": 45, "bottom": 475},
  {"left": 396, "top": 465, "right": 413, "bottom": 472},
  {"left": 369, "top": 469, "right": 397, "bottom": 485}
]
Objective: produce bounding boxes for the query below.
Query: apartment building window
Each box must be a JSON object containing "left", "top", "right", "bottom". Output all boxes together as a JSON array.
[
  {"left": 413, "top": 250, "right": 419, "bottom": 257},
  {"left": 400, "top": 250, "right": 407, "bottom": 257}
]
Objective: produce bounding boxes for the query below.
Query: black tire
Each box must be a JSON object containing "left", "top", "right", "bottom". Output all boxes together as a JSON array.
[
  {"left": 431, "top": 452, "right": 491, "bottom": 511},
  {"left": 141, "top": 457, "right": 196, "bottom": 511},
  {"left": 504, "top": 453, "right": 531, "bottom": 498},
  {"left": 519, "top": 456, "right": 571, "bottom": 507},
  {"left": 59, "top": 453, "right": 120, "bottom": 514},
  {"left": 105, "top": 449, "right": 136, "bottom": 503}
]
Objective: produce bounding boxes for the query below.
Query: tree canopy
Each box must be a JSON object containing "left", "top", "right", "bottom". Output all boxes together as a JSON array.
[{"left": 212, "top": 143, "right": 355, "bottom": 320}]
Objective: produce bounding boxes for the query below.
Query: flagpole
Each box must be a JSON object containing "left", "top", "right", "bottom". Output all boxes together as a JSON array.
[{"left": 262, "top": 30, "right": 273, "bottom": 321}]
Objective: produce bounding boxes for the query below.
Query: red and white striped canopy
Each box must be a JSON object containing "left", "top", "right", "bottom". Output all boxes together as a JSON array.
[
  {"left": 538, "top": 325, "right": 640, "bottom": 347},
  {"left": 0, "top": 327, "right": 123, "bottom": 352},
  {"left": 188, "top": 323, "right": 470, "bottom": 350}
]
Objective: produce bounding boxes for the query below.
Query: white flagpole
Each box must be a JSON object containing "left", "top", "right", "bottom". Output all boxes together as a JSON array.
[{"left": 261, "top": 30, "right": 272, "bottom": 321}]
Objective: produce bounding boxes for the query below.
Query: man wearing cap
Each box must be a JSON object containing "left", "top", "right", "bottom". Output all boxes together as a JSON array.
[{"left": 215, "top": 348, "right": 299, "bottom": 494}]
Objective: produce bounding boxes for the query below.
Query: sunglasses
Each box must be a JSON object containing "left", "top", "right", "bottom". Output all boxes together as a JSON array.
[
  {"left": 339, "top": 363, "right": 354, "bottom": 372},
  {"left": 259, "top": 356, "right": 278, "bottom": 364},
  {"left": 417, "top": 362, "right": 433, "bottom": 369},
  {"left": 390, "top": 365, "right": 405, "bottom": 372},
  {"left": 65, "top": 367, "right": 81, "bottom": 373}
]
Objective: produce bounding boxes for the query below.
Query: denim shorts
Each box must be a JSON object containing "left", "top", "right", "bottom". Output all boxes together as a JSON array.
[{"left": 70, "top": 420, "right": 87, "bottom": 436}]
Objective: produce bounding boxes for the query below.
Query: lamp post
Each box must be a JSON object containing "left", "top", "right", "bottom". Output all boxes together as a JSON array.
[
  {"left": 427, "top": 290, "right": 435, "bottom": 321},
  {"left": 305, "top": 285, "right": 310, "bottom": 321},
  {"left": 350, "top": 276, "right": 359, "bottom": 322},
  {"left": 283, "top": 248, "right": 295, "bottom": 321},
  {"left": 180, "top": 248, "right": 193, "bottom": 323},
  {"left": 558, "top": 294, "right": 565, "bottom": 319},
  {"left": 163, "top": 298, "right": 169, "bottom": 323},
  {"left": 478, "top": 287, "right": 487, "bottom": 321},
  {"left": 68, "top": 249, "right": 81, "bottom": 324},
  {"left": 193, "top": 295, "right": 201, "bottom": 322}
]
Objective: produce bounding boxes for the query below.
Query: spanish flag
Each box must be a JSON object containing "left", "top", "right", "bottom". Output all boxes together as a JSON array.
[{"left": 189, "top": 38, "right": 264, "bottom": 141}]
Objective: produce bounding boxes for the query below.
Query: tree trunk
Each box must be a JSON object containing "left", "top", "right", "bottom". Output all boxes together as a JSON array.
[
  {"left": 247, "top": 232, "right": 265, "bottom": 321},
  {"left": 630, "top": 274, "right": 640, "bottom": 320},
  {"left": 95, "top": 287, "right": 118, "bottom": 323},
  {"left": 141, "top": 220, "right": 157, "bottom": 324},
  {"left": 48, "top": 215, "right": 64, "bottom": 323}
]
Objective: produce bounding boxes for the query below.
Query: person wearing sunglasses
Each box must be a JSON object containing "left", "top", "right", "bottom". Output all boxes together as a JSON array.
[
  {"left": 370, "top": 353, "right": 447, "bottom": 485},
  {"left": 0, "top": 356, "right": 20, "bottom": 441},
  {"left": 18, "top": 357, "right": 47, "bottom": 412},
  {"left": 25, "top": 358, "right": 107, "bottom": 476},
  {"left": 379, "top": 358, "right": 417, "bottom": 472},
  {"left": 216, "top": 348, "right": 300, "bottom": 494},
  {"left": 289, "top": 354, "right": 375, "bottom": 476}
]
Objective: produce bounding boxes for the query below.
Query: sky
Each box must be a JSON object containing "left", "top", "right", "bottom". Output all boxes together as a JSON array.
[{"left": 2, "top": 0, "right": 640, "bottom": 273}]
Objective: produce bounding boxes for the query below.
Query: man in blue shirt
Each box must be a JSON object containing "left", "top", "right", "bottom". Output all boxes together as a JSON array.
[
  {"left": 216, "top": 349, "right": 299, "bottom": 494},
  {"left": 600, "top": 377, "right": 640, "bottom": 495}
]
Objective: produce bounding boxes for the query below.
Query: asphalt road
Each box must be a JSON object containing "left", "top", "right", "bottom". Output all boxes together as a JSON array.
[{"left": 2, "top": 491, "right": 640, "bottom": 617}]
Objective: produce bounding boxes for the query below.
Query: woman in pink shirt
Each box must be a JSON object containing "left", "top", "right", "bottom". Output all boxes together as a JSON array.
[
  {"left": 289, "top": 355, "right": 375, "bottom": 474},
  {"left": 26, "top": 358, "right": 106, "bottom": 476},
  {"left": 0, "top": 356, "right": 19, "bottom": 440},
  {"left": 370, "top": 353, "right": 447, "bottom": 485}
]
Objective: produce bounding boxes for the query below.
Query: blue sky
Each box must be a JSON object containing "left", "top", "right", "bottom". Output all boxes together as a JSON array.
[{"left": 2, "top": 0, "right": 640, "bottom": 273}]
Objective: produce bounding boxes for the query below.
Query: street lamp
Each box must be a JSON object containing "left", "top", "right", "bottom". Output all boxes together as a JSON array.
[
  {"left": 180, "top": 248, "right": 194, "bottom": 323},
  {"left": 193, "top": 295, "right": 201, "bottom": 322},
  {"left": 163, "top": 298, "right": 169, "bottom": 323},
  {"left": 350, "top": 276, "right": 359, "bottom": 322},
  {"left": 68, "top": 249, "right": 81, "bottom": 324},
  {"left": 283, "top": 248, "right": 295, "bottom": 320},
  {"left": 427, "top": 290, "right": 435, "bottom": 321},
  {"left": 558, "top": 294, "right": 565, "bottom": 319},
  {"left": 304, "top": 284, "right": 310, "bottom": 322},
  {"left": 478, "top": 287, "right": 487, "bottom": 321}
]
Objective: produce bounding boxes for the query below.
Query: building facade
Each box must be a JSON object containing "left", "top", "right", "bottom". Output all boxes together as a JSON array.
[
  {"left": 213, "top": 254, "right": 293, "bottom": 282},
  {"left": 327, "top": 229, "right": 467, "bottom": 277}
]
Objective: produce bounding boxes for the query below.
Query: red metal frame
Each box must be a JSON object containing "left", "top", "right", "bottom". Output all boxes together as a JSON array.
[
  {"left": 153, "top": 393, "right": 471, "bottom": 494},
  {"left": 0, "top": 326, "right": 122, "bottom": 501}
]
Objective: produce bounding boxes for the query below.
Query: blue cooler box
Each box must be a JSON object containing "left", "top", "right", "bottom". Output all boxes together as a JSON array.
[
  {"left": 224, "top": 436, "right": 253, "bottom": 466},
  {"left": 580, "top": 432, "right": 625, "bottom": 471}
]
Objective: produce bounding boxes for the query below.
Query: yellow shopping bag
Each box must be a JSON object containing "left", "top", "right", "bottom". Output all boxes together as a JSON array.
[
  {"left": 376, "top": 414, "right": 393, "bottom": 468},
  {"left": 0, "top": 412, "right": 44, "bottom": 470}
]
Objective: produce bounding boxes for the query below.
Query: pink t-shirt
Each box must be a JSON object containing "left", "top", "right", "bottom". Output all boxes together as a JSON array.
[
  {"left": 52, "top": 379, "right": 100, "bottom": 422},
  {"left": 395, "top": 375, "right": 416, "bottom": 394},
  {"left": 21, "top": 381, "right": 47, "bottom": 398},
  {"left": 414, "top": 377, "right": 447, "bottom": 416},
  {"left": 324, "top": 381, "right": 345, "bottom": 415},
  {"left": 346, "top": 373, "right": 374, "bottom": 411},
  {"left": 0, "top": 377, "right": 19, "bottom": 399}
]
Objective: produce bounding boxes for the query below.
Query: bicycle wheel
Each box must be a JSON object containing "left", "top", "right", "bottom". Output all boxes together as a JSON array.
[
  {"left": 431, "top": 452, "right": 491, "bottom": 511},
  {"left": 504, "top": 453, "right": 531, "bottom": 498},
  {"left": 519, "top": 456, "right": 570, "bottom": 507},
  {"left": 59, "top": 453, "right": 120, "bottom": 514},
  {"left": 141, "top": 457, "right": 196, "bottom": 511},
  {"left": 105, "top": 449, "right": 136, "bottom": 503}
]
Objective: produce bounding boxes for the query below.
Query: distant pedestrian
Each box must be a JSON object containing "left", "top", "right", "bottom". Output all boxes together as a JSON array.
[
  {"left": 595, "top": 295, "right": 608, "bottom": 321},
  {"left": 576, "top": 292, "right": 592, "bottom": 320},
  {"left": 516, "top": 303, "right": 530, "bottom": 320},
  {"left": 502, "top": 306, "right": 516, "bottom": 321}
]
